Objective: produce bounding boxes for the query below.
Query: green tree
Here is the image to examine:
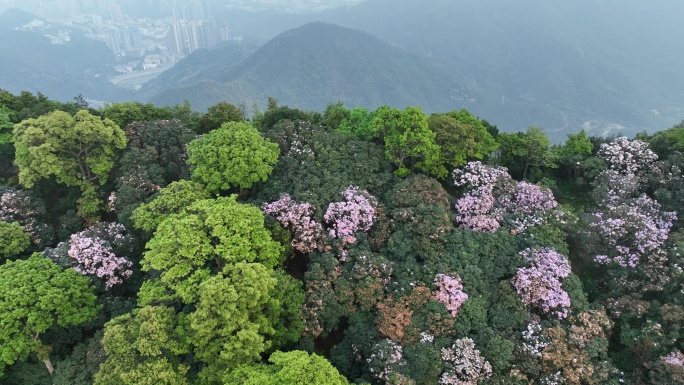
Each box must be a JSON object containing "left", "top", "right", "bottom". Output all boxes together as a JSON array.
[
  {"left": 336, "top": 107, "right": 376, "bottom": 141},
  {"left": 188, "top": 122, "right": 280, "bottom": 195},
  {"left": 101, "top": 101, "right": 200, "bottom": 131},
  {"left": 320, "top": 102, "right": 351, "bottom": 131},
  {"left": 13, "top": 110, "right": 126, "bottom": 221},
  {"left": 647, "top": 121, "right": 684, "bottom": 158},
  {"left": 0, "top": 254, "right": 97, "bottom": 376},
  {"left": 224, "top": 350, "right": 350, "bottom": 385},
  {"left": 140, "top": 196, "right": 283, "bottom": 304},
  {"left": 258, "top": 97, "right": 317, "bottom": 131},
  {"left": 557, "top": 129, "right": 593, "bottom": 181},
  {"left": 268, "top": 270, "right": 305, "bottom": 350},
  {"left": 428, "top": 109, "right": 498, "bottom": 178},
  {"left": 0, "top": 106, "right": 12, "bottom": 145},
  {"left": 198, "top": 101, "right": 244, "bottom": 134},
  {"left": 0, "top": 106, "right": 14, "bottom": 174},
  {"left": 131, "top": 180, "right": 211, "bottom": 233},
  {"left": 498, "top": 126, "right": 556, "bottom": 180},
  {"left": 0, "top": 221, "right": 31, "bottom": 260},
  {"left": 188, "top": 262, "right": 278, "bottom": 383},
  {"left": 94, "top": 306, "right": 190, "bottom": 385},
  {"left": 371, "top": 106, "right": 439, "bottom": 176}
]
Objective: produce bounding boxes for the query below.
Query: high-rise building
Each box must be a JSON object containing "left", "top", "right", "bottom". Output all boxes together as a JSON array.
[{"left": 108, "top": 3, "right": 124, "bottom": 23}]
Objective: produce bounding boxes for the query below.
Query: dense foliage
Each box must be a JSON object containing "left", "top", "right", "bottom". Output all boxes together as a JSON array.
[{"left": 1, "top": 90, "right": 683, "bottom": 385}]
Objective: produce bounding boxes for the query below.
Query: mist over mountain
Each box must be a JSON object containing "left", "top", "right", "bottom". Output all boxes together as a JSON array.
[
  {"left": 205, "top": 0, "right": 684, "bottom": 139},
  {"left": 140, "top": 40, "right": 259, "bottom": 99},
  {"left": 149, "top": 22, "right": 472, "bottom": 113},
  {"left": 1, "top": 1, "right": 683, "bottom": 140},
  {"left": 318, "top": 0, "right": 684, "bottom": 138},
  {"left": 0, "top": 8, "right": 132, "bottom": 102}
]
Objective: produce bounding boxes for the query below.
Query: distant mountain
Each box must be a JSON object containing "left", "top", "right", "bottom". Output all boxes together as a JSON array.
[
  {"left": 149, "top": 22, "right": 474, "bottom": 113},
  {"left": 206, "top": 0, "right": 684, "bottom": 140},
  {"left": 0, "top": 9, "right": 131, "bottom": 102},
  {"left": 139, "top": 40, "right": 258, "bottom": 99}
]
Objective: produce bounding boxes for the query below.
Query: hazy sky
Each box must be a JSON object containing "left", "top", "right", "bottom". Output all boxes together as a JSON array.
[{"left": 0, "top": 0, "right": 366, "bottom": 17}]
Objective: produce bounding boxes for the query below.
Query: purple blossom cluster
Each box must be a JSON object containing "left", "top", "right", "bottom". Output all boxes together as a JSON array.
[
  {"left": 263, "top": 186, "right": 377, "bottom": 252},
  {"left": 440, "top": 337, "right": 492, "bottom": 385},
  {"left": 598, "top": 137, "right": 658, "bottom": 176},
  {"left": 324, "top": 186, "right": 377, "bottom": 244},
  {"left": 512, "top": 247, "right": 571, "bottom": 319},
  {"left": 433, "top": 273, "right": 468, "bottom": 317},
  {"left": 262, "top": 194, "right": 325, "bottom": 253},
  {"left": 661, "top": 351, "right": 684, "bottom": 367},
  {"left": 591, "top": 198, "right": 675, "bottom": 267},
  {"left": 590, "top": 170, "right": 676, "bottom": 268},
  {"left": 64, "top": 222, "right": 133, "bottom": 288},
  {"left": 453, "top": 161, "right": 510, "bottom": 191},
  {"left": 453, "top": 162, "right": 558, "bottom": 233},
  {"left": 509, "top": 182, "right": 558, "bottom": 232}
]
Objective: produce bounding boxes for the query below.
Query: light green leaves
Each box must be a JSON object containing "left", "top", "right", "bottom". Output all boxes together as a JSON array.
[
  {"left": 0, "top": 254, "right": 97, "bottom": 376},
  {"left": 140, "top": 195, "right": 283, "bottom": 304},
  {"left": 95, "top": 305, "right": 190, "bottom": 385},
  {"left": 188, "top": 121, "right": 279, "bottom": 193}
]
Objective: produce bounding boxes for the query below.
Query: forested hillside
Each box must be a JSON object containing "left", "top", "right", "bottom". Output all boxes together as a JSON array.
[
  {"left": 0, "top": 90, "right": 683, "bottom": 384},
  {"left": 147, "top": 22, "right": 471, "bottom": 113}
]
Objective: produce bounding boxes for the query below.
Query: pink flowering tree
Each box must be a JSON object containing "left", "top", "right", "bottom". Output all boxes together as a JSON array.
[
  {"left": 433, "top": 273, "right": 468, "bottom": 317},
  {"left": 512, "top": 247, "right": 571, "bottom": 319},
  {"left": 44, "top": 222, "right": 134, "bottom": 289},
  {"left": 591, "top": 194, "right": 675, "bottom": 268},
  {"left": 661, "top": 351, "right": 684, "bottom": 367},
  {"left": 587, "top": 138, "right": 676, "bottom": 268},
  {"left": 324, "top": 186, "right": 377, "bottom": 244},
  {"left": 598, "top": 137, "right": 658, "bottom": 176},
  {"left": 507, "top": 181, "right": 558, "bottom": 232},
  {"left": 588, "top": 169, "right": 676, "bottom": 268},
  {"left": 452, "top": 161, "right": 558, "bottom": 233},
  {"left": 262, "top": 194, "right": 325, "bottom": 253},
  {"left": 263, "top": 186, "right": 377, "bottom": 252}
]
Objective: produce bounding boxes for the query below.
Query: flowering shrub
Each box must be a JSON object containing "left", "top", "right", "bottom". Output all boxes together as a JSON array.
[
  {"left": 433, "top": 274, "right": 468, "bottom": 317},
  {"left": 508, "top": 182, "right": 558, "bottom": 232},
  {"left": 439, "top": 337, "right": 492, "bottom": 385},
  {"left": 512, "top": 247, "right": 571, "bottom": 319},
  {"left": 324, "top": 186, "right": 377, "bottom": 244},
  {"left": 453, "top": 162, "right": 557, "bottom": 233}
]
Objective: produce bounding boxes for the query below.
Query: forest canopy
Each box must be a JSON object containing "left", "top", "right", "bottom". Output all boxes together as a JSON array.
[{"left": 0, "top": 90, "right": 683, "bottom": 385}]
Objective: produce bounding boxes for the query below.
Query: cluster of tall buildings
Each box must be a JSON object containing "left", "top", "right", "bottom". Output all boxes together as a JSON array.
[
  {"left": 168, "top": 18, "right": 231, "bottom": 54},
  {"left": 104, "top": 0, "right": 232, "bottom": 56},
  {"left": 2, "top": 0, "right": 233, "bottom": 57}
]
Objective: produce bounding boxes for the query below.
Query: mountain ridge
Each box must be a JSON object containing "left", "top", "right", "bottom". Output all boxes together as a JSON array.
[{"left": 149, "top": 21, "right": 475, "bottom": 113}]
